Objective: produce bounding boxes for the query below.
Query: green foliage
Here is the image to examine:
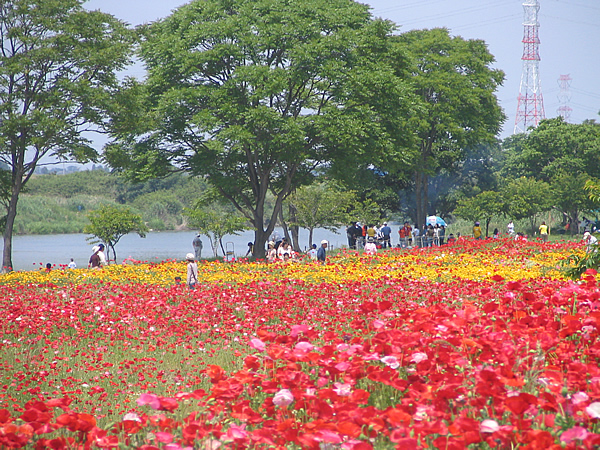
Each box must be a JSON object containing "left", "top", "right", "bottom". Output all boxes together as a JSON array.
[
  {"left": 288, "top": 183, "right": 355, "bottom": 247},
  {"left": 454, "top": 190, "right": 505, "bottom": 237},
  {"left": 184, "top": 206, "right": 249, "bottom": 258},
  {"left": 13, "top": 195, "right": 109, "bottom": 235},
  {"left": 502, "top": 177, "right": 552, "bottom": 235},
  {"left": 0, "top": 0, "right": 134, "bottom": 269},
  {"left": 26, "top": 171, "right": 124, "bottom": 199},
  {"left": 561, "top": 244, "right": 600, "bottom": 280},
  {"left": 501, "top": 118, "right": 600, "bottom": 233},
  {"left": 352, "top": 199, "right": 383, "bottom": 228},
  {"left": 585, "top": 179, "right": 600, "bottom": 203},
  {"left": 84, "top": 205, "right": 148, "bottom": 263}
]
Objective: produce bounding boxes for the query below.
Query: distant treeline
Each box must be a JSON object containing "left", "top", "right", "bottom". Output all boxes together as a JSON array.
[{"left": 16, "top": 171, "right": 209, "bottom": 235}]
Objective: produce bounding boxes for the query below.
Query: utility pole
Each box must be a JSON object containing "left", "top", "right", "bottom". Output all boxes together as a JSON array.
[{"left": 514, "top": 0, "right": 545, "bottom": 134}]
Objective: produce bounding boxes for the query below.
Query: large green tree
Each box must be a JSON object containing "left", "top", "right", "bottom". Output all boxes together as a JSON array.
[
  {"left": 393, "top": 28, "right": 505, "bottom": 228},
  {"left": 0, "top": 0, "right": 133, "bottom": 271},
  {"left": 104, "top": 0, "right": 413, "bottom": 258}
]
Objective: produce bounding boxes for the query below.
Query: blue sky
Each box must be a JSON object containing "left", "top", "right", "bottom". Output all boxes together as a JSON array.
[{"left": 85, "top": 0, "right": 600, "bottom": 139}]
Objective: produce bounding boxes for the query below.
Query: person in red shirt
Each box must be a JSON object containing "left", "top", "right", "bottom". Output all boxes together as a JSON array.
[{"left": 399, "top": 222, "right": 412, "bottom": 248}]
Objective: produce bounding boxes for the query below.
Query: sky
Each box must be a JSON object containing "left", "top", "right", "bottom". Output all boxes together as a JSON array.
[{"left": 85, "top": 0, "right": 600, "bottom": 139}]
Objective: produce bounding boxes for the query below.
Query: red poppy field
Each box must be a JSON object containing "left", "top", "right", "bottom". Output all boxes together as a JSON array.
[{"left": 1, "top": 239, "right": 600, "bottom": 449}]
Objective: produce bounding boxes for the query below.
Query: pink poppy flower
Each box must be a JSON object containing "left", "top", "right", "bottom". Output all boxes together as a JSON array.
[
  {"left": 249, "top": 338, "right": 266, "bottom": 352},
  {"left": 560, "top": 426, "right": 589, "bottom": 443},
  {"left": 480, "top": 419, "right": 500, "bottom": 433},
  {"left": 273, "top": 388, "right": 294, "bottom": 407}
]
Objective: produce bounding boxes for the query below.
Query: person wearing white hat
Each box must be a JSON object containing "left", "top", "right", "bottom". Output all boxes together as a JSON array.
[
  {"left": 317, "top": 240, "right": 328, "bottom": 263},
  {"left": 583, "top": 232, "right": 598, "bottom": 253},
  {"left": 185, "top": 253, "right": 198, "bottom": 289}
]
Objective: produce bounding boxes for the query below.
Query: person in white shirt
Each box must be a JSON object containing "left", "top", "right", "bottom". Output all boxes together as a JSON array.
[
  {"left": 507, "top": 221, "right": 515, "bottom": 235},
  {"left": 307, "top": 244, "right": 318, "bottom": 260},
  {"left": 68, "top": 258, "right": 76, "bottom": 269},
  {"left": 583, "top": 232, "right": 598, "bottom": 253},
  {"left": 364, "top": 238, "right": 377, "bottom": 255},
  {"left": 277, "top": 241, "right": 294, "bottom": 260}
]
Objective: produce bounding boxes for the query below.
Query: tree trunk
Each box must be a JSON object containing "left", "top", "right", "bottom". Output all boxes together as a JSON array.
[
  {"left": 289, "top": 203, "right": 300, "bottom": 252},
  {"left": 2, "top": 180, "right": 22, "bottom": 272},
  {"left": 279, "top": 208, "right": 291, "bottom": 245},
  {"left": 308, "top": 227, "right": 314, "bottom": 249},
  {"left": 485, "top": 218, "right": 491, "bottom": 238},
  {"left": 414, "top": 171, "right": 429, "bottom": 230}
]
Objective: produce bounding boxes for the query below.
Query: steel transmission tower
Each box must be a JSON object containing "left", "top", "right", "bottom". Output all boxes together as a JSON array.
[
  {"left": 557, "top": 74, "right": 573, "bottom": 122},
  {"left": 514, "top": 0, "right": 545, "bottom": 134}
]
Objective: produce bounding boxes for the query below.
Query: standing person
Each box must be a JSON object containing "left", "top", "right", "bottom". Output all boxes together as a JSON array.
[
  {"left": 266, "top": 241, "right": 277, "bottom": 263},
  {"left": 317, "top": 240, "right": 327, "bottom": 263},
  {"left": 473, "top": 222, "right": 483, "bottom": 240},
  {"left": 539, "top": 222, "right": 549, "bottom": 242},
  {"left": 426, "top": 225, "right": 435, "bottom": 247},
  {"left": 347, "top": 222, "right": 360, "bottom": 249},
  {"left": 88, "top": 245, "right": 102, "bottom": 269},
  {"left": 380, "top": 222, "right": 392, "bottom": 249},
  {"left": 366, "top": 224, "right": 376, "bottom": 241},
  {"left": 583, "top": 232, "right": 598, "bottom": 252},
  {"left": 97, "top": 244, "right": 107, "bottom": 266},
  {"left": 493, "top": 228, "right": 500, "bottom": 239},
  {"left": 68, "top": 258, "right": 77, "bottom": 269},
  {"left": 438, "top": 225, "right": 446, "bottom": 245},
  {"left": 245, "top": 242, "right": 254, "bottom": 257},
  {"left": 192, "top": 234, "right": 203, "bottom": 260},
  {"left": 507, "top": 221, "right": 515, "bottom": 236},
  {"left": 307, "top": 244, "right": 318, "bottom": 260},
  {"left": 186, "top": 253, "right": 198, "bottom": 289},
  {"left": 412, "top": 224, "right": 421, "bottom": 247}
]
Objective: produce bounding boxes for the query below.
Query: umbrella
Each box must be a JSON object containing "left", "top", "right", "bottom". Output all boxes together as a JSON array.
[{"left": 426, "top": 216, "right": 447, "bottom": 227}]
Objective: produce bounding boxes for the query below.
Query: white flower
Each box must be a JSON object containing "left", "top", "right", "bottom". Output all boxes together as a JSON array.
[{"left": 586, "top": 402, "right": 600, "bottom": 419}]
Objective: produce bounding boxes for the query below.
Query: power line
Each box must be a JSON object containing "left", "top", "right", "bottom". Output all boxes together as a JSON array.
[
  {"left": 541, "top": 14, "right": 600, "bottom": 29},
  {"left": 397, "top": 0, "right": 515, "bottom": 27}
]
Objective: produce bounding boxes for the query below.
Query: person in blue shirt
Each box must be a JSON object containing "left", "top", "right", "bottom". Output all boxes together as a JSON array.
[
  {"left": 380, "top": 222, "right": 392, "bottom": 248},
  {"left": 317, "top": 240, "right": 328, "bottom": 263}
]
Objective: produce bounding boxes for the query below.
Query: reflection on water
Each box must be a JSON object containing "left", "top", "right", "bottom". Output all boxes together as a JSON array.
[{"left": 8, "top": 227, "right": 347, "bottom": 271}]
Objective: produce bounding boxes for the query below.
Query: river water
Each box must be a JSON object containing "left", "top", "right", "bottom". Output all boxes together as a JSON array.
[{"left": 8, "top": 227, "right": 348, "bottom": 271}]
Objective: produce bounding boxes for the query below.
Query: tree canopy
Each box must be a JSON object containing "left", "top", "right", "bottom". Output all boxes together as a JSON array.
[
  {"left": 502, "top": 118, "right": 600, "bottom": 232},
  {"left": 104, "top": 0, "right": 414, "bottom": 258},
  {"left": 0, "top": 0, "right": 133, "bottom": 271},
  {"left": 393, "top": 28, "right": 505, "bottom": 227},
  {"left": 84, "top": 205, "right": 148, "bottom": 264}
]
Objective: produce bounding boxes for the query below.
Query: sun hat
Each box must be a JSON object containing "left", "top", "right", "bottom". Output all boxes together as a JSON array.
[
  {"left": 185, "top": 253, "right": 195, "bottom": 261},
  {"left": 584, "top": 232, "right": 591, "bottom": 237},
  {"left": 321, "top": 240, "right": 328, "bottom": 245}
]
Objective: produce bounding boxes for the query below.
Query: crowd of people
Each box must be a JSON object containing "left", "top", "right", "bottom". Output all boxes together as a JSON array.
[{"left": 346, "top": 221, "right": 455, "bottom": 250}]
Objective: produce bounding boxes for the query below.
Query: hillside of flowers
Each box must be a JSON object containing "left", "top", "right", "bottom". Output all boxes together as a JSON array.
[{"left": 1, "top": 238, "right": 600, "bottom": 449}]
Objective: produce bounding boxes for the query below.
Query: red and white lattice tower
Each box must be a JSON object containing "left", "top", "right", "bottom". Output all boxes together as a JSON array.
[
  {"left": 514, "top": 0, "right": 545, "bottom": 134},
  {"left": 557, "top": 74, "right": 572, "bottom": 122}
]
